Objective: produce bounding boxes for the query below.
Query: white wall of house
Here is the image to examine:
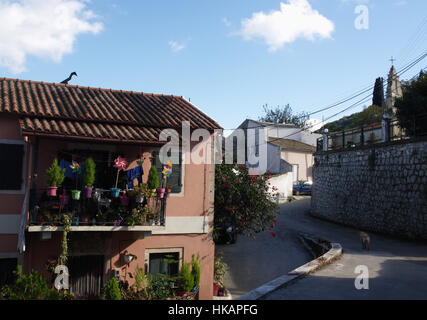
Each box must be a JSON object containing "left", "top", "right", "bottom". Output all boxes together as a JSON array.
[{"left": 268, "top": 172, "right": 294, "bottom": 203}]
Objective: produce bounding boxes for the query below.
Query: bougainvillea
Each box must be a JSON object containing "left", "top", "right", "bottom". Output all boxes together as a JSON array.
[{"left": 214, "top": 163, "right": 279, "bottom": 239}]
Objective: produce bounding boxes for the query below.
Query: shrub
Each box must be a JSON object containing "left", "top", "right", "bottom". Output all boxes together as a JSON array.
[
  {"left": 178, "top": 262, "right": 194, "bottom": 293},
  {"left": 5, "top": 266, "right": 63, "bottom": 300},
  {"left": 191, "top": 254, "right": 201, "bottom": 287},
  {"left": 82, "top": 157, "right": 96, "bottom": 187},
  {"left": 45, "top": 158, "right": 66, "bottom": 187},
  {"left": 147, "top": 165, "right": 159, "bottom": 190},
  {"left": 214, "top": 253, "right": 228, "bottom": 288},
  {"left": 150, "top": 274, "right": 174, "bottom": 300},
  {"left": 103, "top": 278, "right": 122, "bottom": 300}
]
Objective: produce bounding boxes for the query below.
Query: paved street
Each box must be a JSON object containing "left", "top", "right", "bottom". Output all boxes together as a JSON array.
[{"left": 218, "top": 198, "right": 427, "bottom": 300}]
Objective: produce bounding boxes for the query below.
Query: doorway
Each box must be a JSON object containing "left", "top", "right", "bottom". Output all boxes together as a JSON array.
[{"left": 68, "top": 255, "right": 105, "bottom": 299}]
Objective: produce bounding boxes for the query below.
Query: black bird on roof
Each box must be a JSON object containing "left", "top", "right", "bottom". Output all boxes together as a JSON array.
[{"left": 61, "top": 72, "right": 78, "bottom": 84}]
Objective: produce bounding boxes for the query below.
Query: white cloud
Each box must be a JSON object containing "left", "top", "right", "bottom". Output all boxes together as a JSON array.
[
  {"left": 238, "top": 0, "right": 334, "bottom": 51},
  {"left": 0, "top": 0, "right": 103, "bottom": 73},
  {"left": 168, "top": 40, "right": 186, "bottom": 52}
]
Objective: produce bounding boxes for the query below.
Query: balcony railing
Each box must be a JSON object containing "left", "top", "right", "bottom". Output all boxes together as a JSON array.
[{"left": 28, "top": 187, "right": 167, "bottom": 232}]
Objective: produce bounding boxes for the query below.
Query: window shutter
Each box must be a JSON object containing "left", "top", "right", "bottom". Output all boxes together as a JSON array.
[{"left": 0, "top": 144, "right": 24, "bottom": 190}]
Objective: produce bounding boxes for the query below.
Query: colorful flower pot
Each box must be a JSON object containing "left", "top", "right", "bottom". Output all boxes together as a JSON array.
[
  {"left": 72, "top": 217, "right": 79, "bottom": 226},
  {"left": 46, "top": 187, "right": 58, "bottom": 197},
  {"left": 59, "top": 194, "right": 70, "bottom": 206},
  {"left": 156, "top": 188, "right": 165, "bottom": 199},
  {"left": 166, "top": 188, "right": 172, "bottom": 197},
  {"left": 111, "top": 188, "right": 121, "bottom": 198},
  {"left": 84, "top": 186, "right": 93, "bottom": 198},
  {"left": 120, "top": 194, "right": 130, "bottom": 206},
  {"left": 213, "top": 284, "right": 220, "bottom": 297},
  {"left": 71, "top": 190, "right": 81, "bottom": 200}
]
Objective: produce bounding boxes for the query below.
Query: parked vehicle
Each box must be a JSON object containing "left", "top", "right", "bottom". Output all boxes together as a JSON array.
[{"left": 293, "top": 181, "right": 313, "bottom": 196}]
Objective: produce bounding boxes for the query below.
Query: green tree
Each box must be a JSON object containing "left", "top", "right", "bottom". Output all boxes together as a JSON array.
[
  {"left": 103, "top": 278, "right": 122, "bottom": 300},
  {"left": 178, "top": 262, "right": 194, "bottom": 293},
  {"left": 82, "top": 157, "right": 96, "bottom": 187},
  {"left": 147, "top": 165, "right": 159, "bottom": 190},
  {"left": 372, "top": 77, "right": 385, "bottom": 108},
  {"left": 45, "top": 158, "right": 66, "bottom": 187},
  {"left": 214, "top": 163, "right": 279, "bottom": 239},
  {"left": 259, "top": 104, "right": 308, "bottom": 127},
  {"left": 395, "top": 70, "right": 427, "bottom": 136}
]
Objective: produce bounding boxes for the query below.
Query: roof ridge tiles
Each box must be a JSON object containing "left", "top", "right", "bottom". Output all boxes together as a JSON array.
[{"left": 0, "top": 77, "right": 180, "bottom": 98}]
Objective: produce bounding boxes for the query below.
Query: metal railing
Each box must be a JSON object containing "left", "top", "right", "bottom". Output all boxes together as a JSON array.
[
  {"left": 317, "top": 115, "right": 427, "bottom": 152},
  {"left": 29, "top": 187, "right": 166, "bottom": 228}
]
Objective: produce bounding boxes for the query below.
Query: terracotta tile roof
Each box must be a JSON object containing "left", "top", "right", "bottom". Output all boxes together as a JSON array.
[
  {"left": 20, "top": 117, "right": 165, "bottom": 144},
  {"left": 0, "top": 77, "right": 221, "bottom": 143}
]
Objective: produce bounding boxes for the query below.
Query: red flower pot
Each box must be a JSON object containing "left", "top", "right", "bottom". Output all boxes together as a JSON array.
[
  {"left": 59, "top": 193, "right": 70, "bottom": 206},
  {"left": 46, "top": 187, "right": 58, "bottom": 197},
  {"left": 213, "top": 284, "right": 220, "bottom": 296}
]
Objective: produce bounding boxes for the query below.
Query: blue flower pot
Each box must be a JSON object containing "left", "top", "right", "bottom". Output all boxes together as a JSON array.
[{"left": 111, "top": 188, "right": 121, "bottom": 198}]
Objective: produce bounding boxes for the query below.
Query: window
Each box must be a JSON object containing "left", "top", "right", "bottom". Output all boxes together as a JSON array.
[
  {"left": 0, "top": 142, "right": 25, "bottom": 191},
  {"left": 152, "top": 151, "right": 183, "bottom": 194},
  {"left": 149, "top": 252, "right": 180, "bottom": 277},
  {"left": 0, "top": 258, "right": 17, "bottom": 286}
]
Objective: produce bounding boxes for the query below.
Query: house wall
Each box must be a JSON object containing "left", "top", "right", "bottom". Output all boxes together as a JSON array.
[
  {"left": 23, "top": 135, "right": 215, "bottom": 299},
  {"left": 0, "top": 114, "right": 28, "bottom": 257},
  {"left": 268, "top": 173, "right": 293, "bottom": 203},
  {"left": 281, "top": 150, "right": 314, "bottom": 182}
]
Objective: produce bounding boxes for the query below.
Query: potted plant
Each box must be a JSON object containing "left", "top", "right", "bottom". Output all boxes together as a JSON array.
[
  {"left": 82, "top": 157, "right": 96, "bottom": 198},
  {"left": 45, "top": 158, "right": 65, "bottom": 197},
  {"left": 120, "top": 191, "right": 130, "bottom": 206},
  {"left": 130, "top": 183, "right": 150, "bottom": 204},
  {"left": 213, "top": 253, "right": 228, "bottom": 297},
  {"left": 147, "top": 165, "right": 159, "bottom": 197},
  {"left": 112, "top": 156, "right": 127, "bottom": 197},
  {"left": 70, "top": 161, "right": 81, "bottom": 200}
]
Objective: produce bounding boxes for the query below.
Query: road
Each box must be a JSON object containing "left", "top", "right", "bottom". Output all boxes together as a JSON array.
[
  {"left": 217, "top": 198, "right": 427, "bottom": 300},
  {"left": 216, "top": 197, "right": 312, "bottom": 299}
]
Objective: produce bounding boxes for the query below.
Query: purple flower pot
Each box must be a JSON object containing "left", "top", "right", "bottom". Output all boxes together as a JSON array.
[
  {"left": 59, "top": 194, "right": 70, "bottom": 206},
  {"left": 157, "top": 188, "right": 165, "bottom": 199},
  {"left": 120, "top": 195, "right": 129, "bottom": 206},
  {"left": 84, "top": 186, "right": 93, "bottom": 198}
]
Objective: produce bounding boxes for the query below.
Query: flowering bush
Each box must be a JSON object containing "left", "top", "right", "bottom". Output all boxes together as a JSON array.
[{"left": 214, "top": 163, "right": 279, "bottom": 239}]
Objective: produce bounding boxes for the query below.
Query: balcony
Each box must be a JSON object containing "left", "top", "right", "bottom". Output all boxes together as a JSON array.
[{"left": 28, "top": 187, "right": 167, "bottom": 233}]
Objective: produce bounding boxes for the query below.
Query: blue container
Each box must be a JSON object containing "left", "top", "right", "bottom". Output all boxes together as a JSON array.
[
  {"left": 111, "top": 188, "right": 121, "bottom": 198},
  {"left": 72, "top": 217, "right": 79, "bottom": 226}
]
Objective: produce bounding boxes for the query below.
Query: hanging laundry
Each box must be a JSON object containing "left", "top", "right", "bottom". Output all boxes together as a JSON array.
[{"left": 126, "top": 166, "right": 143, "bottom": 189}]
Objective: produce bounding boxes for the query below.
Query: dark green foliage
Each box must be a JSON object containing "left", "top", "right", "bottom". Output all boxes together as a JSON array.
[
  {"left": 323, "top": 105, "right": 382, "bottom": 133},
  {"left": 395, "top": 71, "right": 427, "bottom": 137},
  {"left": 45, "top": 158, "right": 66, "bottom": 187},
  {"left": 178, "top": 262, "right": 194, "bottom": 293},
  {"left": 373, "top": 77, "right": 385, "bottom": 108},
  {"left": 215, "top": 163, "right": 279, "bottom": 239},
  {"left": 82, "top": 157, "right": 96, "bottom": 187},
  {"left": 2, "top": 266, "right": 65, "bottom": 300},
  {"left": 147, "top": 165, "right": 159, "bottom": 190},
  {"left": 103, "top": 278, "right": 122, "bottom": 300},
  {"left": 191, "top": 254, "right": 201, "bottom": 287},
  {"left": 150, "top": 274, "right": 174, "bottom": 300},
  {"left": 259, "top": 104, "right": 308, "bottom": 127}
]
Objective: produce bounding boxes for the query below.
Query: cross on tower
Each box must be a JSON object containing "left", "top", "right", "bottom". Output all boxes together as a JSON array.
[{"left": 390, "top": 56, "right": 396, "bottom": 65}]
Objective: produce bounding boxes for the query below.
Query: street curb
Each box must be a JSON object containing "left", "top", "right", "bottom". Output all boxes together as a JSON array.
[{"left": 236, "top": 235, "right": 343, "bottom": 300}]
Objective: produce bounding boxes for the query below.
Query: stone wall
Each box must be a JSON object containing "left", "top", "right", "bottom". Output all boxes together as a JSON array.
[{"left": 311, "top": 139, "right": 427, "bottom": 240}]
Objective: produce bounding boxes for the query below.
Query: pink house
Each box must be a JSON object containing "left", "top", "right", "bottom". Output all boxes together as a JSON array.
[{"left": 0, "top": 77, "right": 220, "bottom": 299}]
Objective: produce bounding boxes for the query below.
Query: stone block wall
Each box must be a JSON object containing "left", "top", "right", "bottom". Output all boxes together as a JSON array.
[{"left": 311, "top": 140, "right": 427, "bottom": 240}]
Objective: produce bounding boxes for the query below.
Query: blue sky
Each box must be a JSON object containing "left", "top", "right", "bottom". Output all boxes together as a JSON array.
[{"left": 0, "top": 0, "right": 426, "bottom": 131}]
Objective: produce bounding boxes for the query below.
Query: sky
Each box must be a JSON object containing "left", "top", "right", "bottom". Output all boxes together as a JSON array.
[{"left": 0, "top": 0, "right": 426, "bottom": 131}]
